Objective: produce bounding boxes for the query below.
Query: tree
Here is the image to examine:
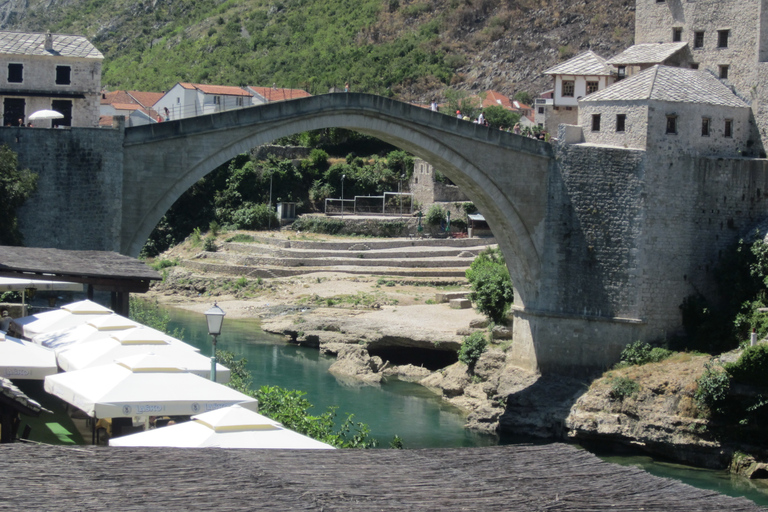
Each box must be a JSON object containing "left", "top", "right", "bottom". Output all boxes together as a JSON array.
[
  {"left": 466, "top": 247, "right": 514, "bottom": 323},
  {"left": 482, "top": 105, "right": 520, "bottom": 129},
  {"left": 0, "top": 144, "right": 37, "bottom": 246},
  {"left": 442, "top": 89, "right": 482, "bottom": 120},
  {"left": 513, "top": 91, "right": 533, "bottom": 106}
]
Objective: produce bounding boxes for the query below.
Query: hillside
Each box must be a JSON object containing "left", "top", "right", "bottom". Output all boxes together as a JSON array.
[{"left": 0, "top": 0, "right": 635, "bottom": 102}]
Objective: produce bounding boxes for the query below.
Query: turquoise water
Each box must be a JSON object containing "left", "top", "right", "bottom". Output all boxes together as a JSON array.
[{"left": 165, "top": 305, "right": 768, "bottom": 507}]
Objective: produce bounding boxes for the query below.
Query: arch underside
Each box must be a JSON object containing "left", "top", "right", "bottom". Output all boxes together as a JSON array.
[{"left": 122, "top": 103, "right": 550, "bottom": 307}]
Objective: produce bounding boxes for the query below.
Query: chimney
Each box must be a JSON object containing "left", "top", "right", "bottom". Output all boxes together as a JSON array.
[{"left": 44, "top": 31, "right": 53, "bottom": 51}]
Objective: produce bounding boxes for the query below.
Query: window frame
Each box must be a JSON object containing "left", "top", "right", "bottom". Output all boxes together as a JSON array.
[
  {"left": 616, "top": 114, "right": 626, "bottom": 133},
  {"left": 7, "top": 63, "right": 23, "bottom": 83},
  {"left": 586, "top": 81, "right": 599, "bottom": 95},
  {"left": 694, "top": 31, "right": 705, "bottom": 49},
  {"left": 591, "top": 114, "right": 601, "bottom": 132},
  {"left": 666, "top": 114, "right": 678, "bottom": 135},
  {"left": 724, "top": 119, "right": 733, "bottom": 138},
  {"left": 672, "top": 28, "right": 682, "bottom": 42},
  {"left": 717, "top": 29, "right": 730, "bottom": 48},
  {"left": 719, "top": 65, "right": 729, "bottom": 79},
  {"left": 55, "top": 65, "right": 71, "bottom": 85},
  {"left": 561, "top": 80, "right": 575, "bottom": 97},
  {"left": 701, "top": 117, "right": 710, "bottom": 137}
]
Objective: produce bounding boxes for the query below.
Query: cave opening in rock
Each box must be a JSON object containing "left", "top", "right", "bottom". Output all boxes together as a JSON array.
[{"left": 367, "top": 346, "right": 458, "bottom": 371}]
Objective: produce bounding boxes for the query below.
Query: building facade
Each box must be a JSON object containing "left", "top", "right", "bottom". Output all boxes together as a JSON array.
[{"left": 0, "top": 31, "right": 103, "bottom": 127}]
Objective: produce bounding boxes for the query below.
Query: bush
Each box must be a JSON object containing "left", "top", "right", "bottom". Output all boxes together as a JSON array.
[
  {"left": 229, "top": 203, "right": 278, "bottom": 230},
  {"left": 609, "top": 376, "right": 640, "bottom": 401},
  {"left": 466, "top": 247, "right": 514, "bottom": 323},
  {"left": 458, "top": 331, "right": 488, "bottom": 370},
  {"left": 291, "top": 216, "right": 345, "bottom": 234},
  {"left": 203, "top": 235, "right": 217, "bottom": 252},
  {"left": 425, "top": 204, "right": 446, "bottom": 226},
  {"left": 695, "top": 362, "right": 731, "bottom": 415},
  {"left": 618, "top": 341, "right": 674, "bottom": 367},
  {"left": 725, "top": 344, "right": 768, "bottom": 387},
  {"left": 226, "top": 234, "right": 255, "bottom": 243},
  {"left": 149, "top": 258, "right": 179, "bottom": 271}
]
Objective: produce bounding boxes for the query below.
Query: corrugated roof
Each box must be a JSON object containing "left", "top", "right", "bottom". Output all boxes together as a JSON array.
[
  {"left": 0, "top": 30, "right": 102, "bottom": 59},
  {"left": 179, "top": 82, "right": 252, "bottom": 96},
  {"left": 544, "top": 51, "right": 614, "bottom": 76},
  {"left": 607, "top": 42, "right": 688, "bottom": 65},
  {"left": 248, "top": 86, "right": 312, "bottom": 102},
  {"left": 581, "top": 65, "right": 749, "bottom": 108}
]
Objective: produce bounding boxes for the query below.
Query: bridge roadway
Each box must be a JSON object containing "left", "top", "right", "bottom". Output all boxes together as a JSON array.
[{"left": 12, "top": 92, "right": 768, "bottom": 374}]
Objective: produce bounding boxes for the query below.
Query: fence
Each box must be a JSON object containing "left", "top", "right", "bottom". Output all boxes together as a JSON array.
[{"left": 324, "top": 193, "right": 413, "bottom": 216}]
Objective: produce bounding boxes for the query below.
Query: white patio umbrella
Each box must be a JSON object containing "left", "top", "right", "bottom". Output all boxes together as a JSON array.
[
  {"left": 32, "top": 313, "right": 139, "bottom": 352},
  {"left": 0, "top": 331, "right": 57, "bottom": 380},
  {"left": 14, "top": 299, "right": 113, "bottom": 338},
  {"left": 28, "top": 109, "right": 64, "bottom": 121},
  {"left": 109, "top": 405, "right": 335, "bottom": 449},
  {"left": 57, "top": 337, "right": 229, "bottom": 383},
  {"left": 44, "top": 354, "right": 256, "bottom": 419}
]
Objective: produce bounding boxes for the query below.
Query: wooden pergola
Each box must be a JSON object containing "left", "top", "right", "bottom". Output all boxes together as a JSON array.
[{"left": 0, "top": 246, "right": 160, "bottom": 316}]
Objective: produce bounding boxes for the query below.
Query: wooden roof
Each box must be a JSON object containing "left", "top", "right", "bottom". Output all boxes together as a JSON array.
[
  {"left": 0, "top": 246, "right": 160, "bottom": 293},
  {"left": 0, "top": 443, "right": 762, "bottom": 511}
]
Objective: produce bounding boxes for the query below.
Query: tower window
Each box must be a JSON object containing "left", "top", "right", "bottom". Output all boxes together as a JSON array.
[
  {"left": 616, "top": 114, "right": 626, "bottom": 132},
  {"left": 701, "top": 117, "right": 710, "bottom": 136},
  {"left": 592, "top": 114, "right": 601, "bottom": 132},
  {"left": 719, "top": 65, "right": 729, "bottom": 79},
  {"left": 694, "top": 31, "right": 705, "bottom": 48},
  {"left": 666, "top": 115, "right": 677, "bottom": 134},
  {"left": 718, "top": 30, "right": 729, "bottom": 48},
  {"left": 7, "top": 63, "right": 22, "bottom": 83},
  {"left": 673, "top": 28, "right": 682, "bottom": 42},
  {"left": 724, "top": 119, "right": 733, "bottom": 138}
]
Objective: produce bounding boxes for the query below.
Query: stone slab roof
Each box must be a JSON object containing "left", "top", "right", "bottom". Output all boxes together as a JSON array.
[
  {"left": 544, "top": 50, "right": 614, "bottom": 76},
  {"left": 607, "top": 42, "right": 689, "bottom": 65},
  {"left": 580, "top": 65, "right": 749, "bottom": 108},
  {"left": 0, "top": 376, "right": 42, "bottom": 416},
  {"left": 0, "top": 443, "right": 763, "bottom": 511},
  {"left": 0, "top": 31, "right": 102, "bottom": 59}
]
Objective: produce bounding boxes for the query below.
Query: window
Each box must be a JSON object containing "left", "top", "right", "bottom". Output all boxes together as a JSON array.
[
  {"left": 592, "top": 114, "right": 601, "bottom": 132},
  {"left": 673, "top": 28, "right": 682, "bottom": 42},
  {"left": 562, "top": 80, "right": 575, "bottom": 97},
  {"left": 724, "top": 119, "right": 733, "bottom": 138},
  {"left": 617, "top": 66, "right": 627, "bottom": 80},
  {"left": 616, "top": 114, "right": 626, "bottom": 132},
  {"left": 666, "top": 115, "right": 677, "bottom": 134},
  {"left": 586, "top": 81, "right": 599, "bottom": 94},
  {"left": 538, "top": 106, "right": 544, "bottom": 114},
  {"left": 719, "top": 65, "right": 729, "bottom": 79},
  {"left": 690, "top": 62, "right": 699, "bottom": 70},
  {"left": 718, "top": 30, "right": 729, "bottom": 48},
  {"left": 213, "top": 96, "right": 221, "bottom": 104},
  {"left": 236, "top": 97, "right": 244, "bottom": 106},
  {"left": 694, "top": 31, "right": 705, "bottom": 48},
  {"left": 701, "top": 117, "right": 710, "bottom": 136},
  {"left": 55, "top": 65, "right": 71, "bottom": 85},
  {"left": 7, "top": 63, "right": 22, "bottom": 83}
]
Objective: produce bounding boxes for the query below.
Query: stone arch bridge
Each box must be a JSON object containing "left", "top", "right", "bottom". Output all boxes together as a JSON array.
[{"left": 11, "top": 93, "right": 768, "bottom": 374}]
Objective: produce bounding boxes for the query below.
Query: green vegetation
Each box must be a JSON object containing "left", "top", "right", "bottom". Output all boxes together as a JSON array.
[
  {"left": 425, "top": 204, "right": 446, "bottom": 226},
  {"left": 616, "top": 341, "right": 674, "bottom": 368},
  {"left": 226, "top": 234, "right": 255, "bottom": 243},
  {"left": 725, "top": 344, "right": 768, "bottom": 388},
  {"left": 609, "top": 376, "right": 640, "bottom": 401},
  {"left": 458, "top": 331, "right": 488, "bottom": 371},
  {"left": 148, "top": 258, "right": 179, "bottom": 271},
  {"left": 128, "top": 297, "right": 184, "bottom": 340},
  {"left": 466, "top": 247, "right": 514, "bottom": 324},
  {"left": 695, "top": 362, "right": 731, "bottom": 416},
  {"left": 0, "top": 144, "right": 38, "bottom": 246}
]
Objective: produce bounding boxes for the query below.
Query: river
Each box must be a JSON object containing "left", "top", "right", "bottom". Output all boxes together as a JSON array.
[{"left": 165, "top": 305, "right": 768, "bottom": 508}]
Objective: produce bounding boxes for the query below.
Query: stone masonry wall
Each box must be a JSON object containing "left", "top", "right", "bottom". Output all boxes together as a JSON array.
[
  {"left": 0, "top": 125, "right": 124, "bottom": 251},
  {"left": 579, "top": 102, "right": 649, "bottom": 149}
]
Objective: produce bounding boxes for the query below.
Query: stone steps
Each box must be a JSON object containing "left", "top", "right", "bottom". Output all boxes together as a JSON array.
[
  {"left": 197, "top": 252, "right": 477, "bottom": 268},
  {"left": 181, "top": 260, "right": 471, "bottom": 278}
]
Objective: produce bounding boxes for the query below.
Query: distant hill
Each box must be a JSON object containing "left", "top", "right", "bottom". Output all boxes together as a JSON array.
[{"left": 0, "top": 0, "right": 635, "bottom": 102}]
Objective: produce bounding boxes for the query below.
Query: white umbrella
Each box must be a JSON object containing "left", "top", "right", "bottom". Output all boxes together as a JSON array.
[
  {"left": 32, "top": 313, "right": 139, "bottom": 351},
  {"left": 44, "top": 354, "right": 255, "bottom": 419},
  {"left": 109, "top": 405, "right": 335, "bottom": 449},
  {"left": 14, "top": 299, "right": 113, "bottom": 338},
  {"left": 28, "top": 109, "right": 64, "bottom": 121},
  {"left": 0, "top": 331, "right": 57, "bottom": 380},
  {"left": 57, "top": 337, "right": 229, "bottom": 383},
  {"left": 0, "top": 277, "right": 82, "bottom": 292},
  {"left": 37, "top": 323, "right": 199, "bottom": 354}
]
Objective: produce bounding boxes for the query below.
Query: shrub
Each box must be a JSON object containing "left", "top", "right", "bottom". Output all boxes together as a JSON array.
[
  {"left": 149, "top": 258, "right": 179, "bottom": 271},
  {"left": 725, "top": 344, "right": 768, "bottom": 387},
  {"left": 230, "top": 203, "right": 277, "bottom": 230},
  {"left": 203, "top": 235, "right": 217, "bottom": 252},
  {"left": 618, "top": 341, "right": 674, "bottom": 367},
  {"left": 291, "top": 216, "right": 345, "bottom": 234},
  {"left": 466, "top": 248, "right": 514, "bottom": 323},
  {"left": 458, "top": 331, "right": 488, "bottom": 370},
  {"left": 695, "top": 362, "right": 731, "bottom": 415},
  {"left": 226, "top": 234, "right": 255, "bottom": 243},
  {"left": 609, "top": 376, "right": 640, "bottom": 401},
  {"left": 425, "top": 204, "right": 446, "bottom": 226}
]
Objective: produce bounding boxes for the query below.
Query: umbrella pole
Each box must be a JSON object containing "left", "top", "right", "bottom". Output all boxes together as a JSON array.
[{"left": 92, "top": 416, "right": 96, "bottom": 445}]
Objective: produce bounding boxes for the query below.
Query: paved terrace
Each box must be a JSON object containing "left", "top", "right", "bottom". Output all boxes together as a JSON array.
[{"left": 0, "top": 443, "right": 761, "bottom": 511}]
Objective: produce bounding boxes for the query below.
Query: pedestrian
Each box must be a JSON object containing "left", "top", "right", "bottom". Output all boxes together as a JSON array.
[
  {"left": 513, "top": 123, "right": 521, "bottom": 135},
  {"left": 456, "top": 110, "right": 462, "bottom": 119},
  {"left": 17, "top": 118, "right": 23, "bottom": 127},
  {"left": 345, "top": 82, "right": 350, "bottom": 93},
  {"left": 164, "top": 107, "right": 170, "bottom": 121},
  {"left": 430, "top": 100, "right": 438, "bottom": 112},
  {"left": 1, "top": 310, "right": 12, "bottom": 332},
  {"left": 477, "top": 112, "right": 485, "bottom": 125}
]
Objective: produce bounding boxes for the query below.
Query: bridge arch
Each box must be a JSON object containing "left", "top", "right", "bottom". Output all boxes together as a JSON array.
[{"left": 122, "top": 93, "right": 553, "bottom": 309}]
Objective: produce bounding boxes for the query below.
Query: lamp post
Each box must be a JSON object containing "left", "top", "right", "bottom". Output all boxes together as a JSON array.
[
  {"left": 204, "top": 302, "right": 226, "bottom": 382},
  {"left": 399, "top": 174, "right": 404, "bottom": 216},
  {"left": 341, "top": 174, "right": 346, "bottom": 218},
  {"left": 268, "top": 172, "right": 273, "bottom": 229}
]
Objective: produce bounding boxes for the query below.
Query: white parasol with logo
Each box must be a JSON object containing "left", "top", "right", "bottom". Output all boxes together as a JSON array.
[{"left": 28, "top": 109, "right": 64, "bottom": 121}]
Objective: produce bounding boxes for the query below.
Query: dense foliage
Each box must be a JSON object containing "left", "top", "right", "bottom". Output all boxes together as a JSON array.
[
  {"left": 725, "top": 344, "right": 768, "bottom": 388},
  {"left": 458, "top": 330, "right": 488, "bottom": 371},
  {"left": 616, "top": 341, "right": 673, "bottom": 368},
  {"left": 0, "top": 144, "right": 38, "bottom": 246},
  {"left": 608, "top": 376, "right": 640, "bottom": 401},
  {"left": 466, "top": 247, "right": 514, "bottom": 324}
]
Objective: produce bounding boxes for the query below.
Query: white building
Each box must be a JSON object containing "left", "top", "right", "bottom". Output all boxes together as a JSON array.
[
  {"left": 153, "top": 82, "right": 253, "bottom": 121},
  {"left": 0, "top": 30, "right": 103, "bottom": 127}
]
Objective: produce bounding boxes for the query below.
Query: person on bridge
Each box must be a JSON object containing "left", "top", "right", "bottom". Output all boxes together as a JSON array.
[
  {"left": 456, "top": 110, "right": 462, "bottom": 119},
  {"left": 430, "top": 100, "right": 438, "bottom": 112},
  {"left": 345, "top": 82, "right": 350, "bottom": 92}
]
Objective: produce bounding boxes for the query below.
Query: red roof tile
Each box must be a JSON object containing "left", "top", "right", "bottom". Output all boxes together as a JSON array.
[
  {"left": 178, "top": 82, "right": 251, "bottom": 96},
  {"left": 248, "top": 86, "right": 312, "bottom": 102}
]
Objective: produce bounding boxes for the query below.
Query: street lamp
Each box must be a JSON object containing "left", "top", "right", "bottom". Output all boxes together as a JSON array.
[
  {"left": 399, "top": 174, "right": 405, "bottom": 216},
  {"left": 204, "top": 302, "right": 226, "bottom": 382},
  {"left": 268, "top": 172, "right": 273, "bottom": 229},
  {"left": 341, "top": 174, "right": 346, "bottom": 218}
]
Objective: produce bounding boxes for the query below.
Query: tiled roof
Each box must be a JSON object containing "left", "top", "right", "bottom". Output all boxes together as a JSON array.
[
  {"left": 111, "top": 103, "right": 142, "bottom": 111},
  {"left": 581, "top": 65, "right": 749, "bottom": 108},
  {"left": 128, "top": 91, "right": 164, "bottom": 107},
  {"left": 0, "top": 31, "right": 102, "bottom": 59},
  {"left": 544, "top": 51, "right": 614, "bottom": 76},
  {"left": 179, "top": 82, "right": 252, "bottom": 96},
  {"left": 99, "top": 115, "right": 113, "bottom": 127},
  {"left": 248, "top": 86, "right": 312, "bottom": 101},
  {"left": 481, "top": 90, "right": 514, "bottom": 109},
  {"left": 607, "top": 42, "right": 688, "bottom": 65},
  {"left": 101, "top": 90, "right": 164, "bottom": 109}
]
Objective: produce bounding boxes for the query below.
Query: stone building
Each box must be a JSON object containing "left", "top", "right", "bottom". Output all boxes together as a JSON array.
[
  {"left": 541, "top": 51, "right": 616, "bottom": 134},
  {"left": 577, "top": 65, "right": 751, "bottom": 156},
  {"left": 410, "top": 158, "right": 469, "bottom": 209},
  {"left": 633, "top": 0, "right": 768, "bottom": 152},
  {"left": 0, "top": 31, "right": 103, "bottom": 127},
  {"left": 606, "top": 42, "right": 691, "bottom": 79}
]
